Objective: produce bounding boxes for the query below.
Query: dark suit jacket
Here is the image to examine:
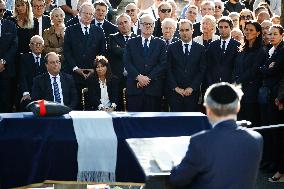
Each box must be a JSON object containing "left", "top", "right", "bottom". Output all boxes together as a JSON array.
[
  {"left": 153, "top": 18, "right": 162, "bottom": 38},
  {"left": 124, "top": 36, "right": 167, "bottom": 96},
  {"left": 31, "top": 72, "right": 78, "bottom": 109},
  {"left": 66, "top": 15, "right": 79, "bottom": 27},
  {"left": 91, "top": 19, "right": 118, "bottom": 40},
  {"left": 206, "top": 38, "right": 240, "bottom": 86},
  {"left": 0, "top": 19, "right": 18, "bottom": 78},
  {"left": 3, "top": 10, "right": 13, "bottom": 19},
  {"left": 64, "top": 23, "right": 106, "bottom": 82},
  {"left": 167, "top": 40, "right": 206, "bottom": 91},
  {"left": 108, "top": 32, "right": 137, "bottom": 78},
  {"left": 19, "top": 52, "right": 46, "bottom": 94},
  {"left": 170, "top": 119, "right": 263, "bottom": 189},
  {"left": 87, "top": 75, "right": 119, "bottom": 110},
  {"left": 233, "top": 47, "right": 266, "bottom": 103},
  {"left": 223, "top": 1, "right": 246, "bottom": 16},
  {"left": 33, "top": 15, "right": 51, "bottom": 36}
]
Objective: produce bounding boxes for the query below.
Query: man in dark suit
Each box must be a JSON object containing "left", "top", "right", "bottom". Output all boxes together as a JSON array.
[
  {"left": 125, "top": 3, "right": 140, "bottom": 35},
  {"left": 64, "top": 1, "right": 106, "bottom": 109},
  {"left": 0, "top": 2, "right": 18, "bottom": 112},
  {"left": 170, "top": 82, "right": 263, "bottom": 189},
  {"left": 153, "top": 2, "right": 172, "bottom": 38},
  {"left": 161, "top": 18, "right": 179, "bottom": 47},
  {"left": 19, "top": 35, "right": 47, "bottom": 108},
  {"left": 31, "top": 0, "right": 51, "bottom": 36},
  {"left": 206, "top": 16, "right": 240, "bottom": 87},
  {"left": 124, "top": 14, "right": 167, "bottom": 112},
  {"left": 108, "top": 13, "right": 136, "bottom": 111},
  {"left": 31, "top": 52, "right": 78, "bottom": 109},
  {"left": 167, "top": 19, "right": 206, "bottom": 112},
  {"left": 92, "top": 0, "right": 117, "bottom": 42}
]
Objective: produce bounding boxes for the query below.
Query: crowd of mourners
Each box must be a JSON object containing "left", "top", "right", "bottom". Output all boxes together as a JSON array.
[{"left": 0, "top": 0, "right": 283, "bottom": 182}]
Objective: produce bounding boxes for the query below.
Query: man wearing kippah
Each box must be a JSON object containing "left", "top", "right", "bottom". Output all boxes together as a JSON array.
[{"left": 170, "top": 82, "right": 263, "bottom": 189}]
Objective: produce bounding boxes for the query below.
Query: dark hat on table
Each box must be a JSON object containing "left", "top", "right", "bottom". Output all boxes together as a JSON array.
[{"left": 209, "top": 83, "right": 238, "bottom": 104}]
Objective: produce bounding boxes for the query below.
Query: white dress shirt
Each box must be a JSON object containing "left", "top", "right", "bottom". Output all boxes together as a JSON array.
[
  {"left": 220, "top": 37, "right": 231, "bottom": 51},
  {"left": 142, "top": 36, "right": 152, "bottom": 47},
  {"left": 49, "top": 73, "right": 64, "bottom": 105},
  {"left": 58, "top": 0, "right": 78, "bottom": 10},
  {"left": 182, "top": 40, "right": 193, "bottom": 54}
]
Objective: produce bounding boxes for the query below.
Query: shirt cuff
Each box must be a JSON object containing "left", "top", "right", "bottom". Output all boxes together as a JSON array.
[
  {"left": 23, "top": 92, "right": 30, "bottom": 96},
  {"left": 73, "top": 66, "right": 79, "bottom": 71},
  {"left": 111, "top": 103, "right": 117, "bottom": 109},
  {"left": 98, "top": 104, "right": 104, "bottom": 110}
]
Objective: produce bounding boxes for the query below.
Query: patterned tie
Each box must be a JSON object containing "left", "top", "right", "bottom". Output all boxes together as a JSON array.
[
  {"left": 143, "top": 38, "right": 149, "bottom": 56},
  {"left": 97, "top": 22, "right": 102, "bottom": 28},
  {"left": 35, "top": 56, "right": 40, "bottom": 66},
  {"left": 53, "top": 77, "right": 61, "bottom": 103},
  {"left": 184, "top": 44, "right": 189, "bottom": 56},
  {"left": 221, "top": 40, "right": 226, "bottom": 53}
]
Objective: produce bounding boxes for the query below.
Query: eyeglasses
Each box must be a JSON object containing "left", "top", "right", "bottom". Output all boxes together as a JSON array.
[
  {"left": 0, "top": 9, "right": 6, "bottom": 12},
  {"left": 141, "top": 22, "right": 154, "bottom": 27},
  {"left": 215, "top": 5, "right": 222, "bottom": 9},
  {"left": 33, "top": 5, "right": 45, "bottom": 9},
  {"left": 160, "top": 9, "right": 171, "bottom": 13},
  {"left": 188, "top": 10, "right": 197, "bottom": 15},
  {"left": 240, "top": 15, "right": 252, "bottom": 20},
  {"left": 126, "top": 9, "right": 135, "bottom": 13}
]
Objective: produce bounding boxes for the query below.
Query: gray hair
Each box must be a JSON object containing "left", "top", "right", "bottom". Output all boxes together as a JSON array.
[
  {"left": 116, "top": 13, "right": 131, "bottom": 24},
  {"left": 178, "top": 19, "right": 193, "bottom": 29},
  {"left": 162, "top": 18, "right": 177, "bottom": 30},
  {"left": 204, "top": 83, "right": 243, "bottom": 116},
  {"left": 200, "top": 15, "right": 216, "bottom": 33}
]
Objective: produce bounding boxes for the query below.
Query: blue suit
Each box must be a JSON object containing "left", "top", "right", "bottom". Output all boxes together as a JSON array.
[
  {"left": 206, "top": 38, "right": 240, "bottom": 86},
  {"left": 170, "top": 119, "right": 263, "bottom": 189},
  {"left": 167, "top": 40, "right": 206, "bottom": 111},
  {"left": 124, "top": 36, "right": 167, "bottom": 111}
]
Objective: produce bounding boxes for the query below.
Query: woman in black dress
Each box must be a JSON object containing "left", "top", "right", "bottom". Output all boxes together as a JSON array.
[{"left": 233, "top": 20, "right": 266, "bottom": 127}]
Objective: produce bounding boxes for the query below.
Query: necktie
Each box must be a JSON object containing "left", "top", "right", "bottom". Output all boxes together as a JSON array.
[
  {"left": 166, "top": 40, "right": 170, "bottom": 46},
  {"left": 97, "top": 23, "right": 102, "bottom": 28},
  {"left": 34, "top": 18, "right": 39, "bottom": 35},
  {"left": 84, "top": 26, "right": 88, "bottom": 35},
  {"left": 53, "top": 77, "right": 61, "bottom": 103},
  {"left": 184, "top": 44, "right": 189, "bottom": 56},
  {"left": 143, "top": 38, "right": 149, "bottom": 56},
  {"left": 35, "top": 56, "right": 40, "bottom": 65},
  {"left": 124, "top": 36, "right": 129, "bottom": 43},
  {"left": 221, "top": 40, "right": 226, "bottom": 53}
]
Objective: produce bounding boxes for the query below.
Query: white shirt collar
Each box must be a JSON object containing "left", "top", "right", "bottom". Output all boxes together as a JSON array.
[
  {"left": 142, "top": 36, "right": 152, "bottom": 46},
  {"left": 79, "top": 21, "right": 90, "bottom": 33},
  {"left": 48, "top": 72, "right": 60, "bottom": 79},
  {"left": 182, "top": 40, "right": 192, "bottom": 46},
  {"left": 32, "top": 53, "right": 41, "bottom": 60},
  {"left": 95, "top": 19, "right": 104, "bottom": 26}
]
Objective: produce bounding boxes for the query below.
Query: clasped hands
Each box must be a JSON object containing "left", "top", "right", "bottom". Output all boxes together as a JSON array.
[
  {"left": 137, "top": 74, "right": 151, "bottom": 88},
  {"left": 0, "top": 59, "right": 6, "bottom": 73},
  {"left": 175, "top": 87, "right": 193, "bottom": 97},
  {"left": 75, "top": 68, "right": 94, "bottom": 80}
]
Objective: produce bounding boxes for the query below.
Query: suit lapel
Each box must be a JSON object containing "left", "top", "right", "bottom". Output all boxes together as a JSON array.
[
  {"left": 60, "top": 73, "right": 67, "bottom": 104},
  {"left": 45, "top": 74, "right": 54, "bottom": 101},
  {"left": 148, "top": 36, "right": 156, "bottom": 57}
]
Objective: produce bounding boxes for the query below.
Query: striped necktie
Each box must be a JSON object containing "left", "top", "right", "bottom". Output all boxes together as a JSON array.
[{"left": 53, "top": 76, "right": 61, "bottom": 103}]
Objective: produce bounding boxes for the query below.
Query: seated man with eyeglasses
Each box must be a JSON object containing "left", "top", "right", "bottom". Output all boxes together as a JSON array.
[
  {"left": 153, "top": 2, "right": 172, "bottom": 37},
  {"left": 31, "top": 52, "right": 78, "bottom": 109}
]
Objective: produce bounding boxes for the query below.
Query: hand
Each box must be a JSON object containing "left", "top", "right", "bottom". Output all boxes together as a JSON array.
[
  {"left": 104, "top": 107, "right": 115, "bottom": 112},
  {"left": 269, "top": 62, "right": 276, "bottom": 68},
  {"left": 74, "top": 68, "right": 88, "bottom": 79},
  {"left": 20, "top": 94, "right": 31, "bottom": 103},
  {"left": 175, "top": 87, "right": 185, "bottom": 97},
  {"left": 82, "top": 69, "right": 94, "bottom": 79},
  {"left": 275, "top": 98, "right": 284, "bottom": 110},
  {"left": 0, "top": 63, "right": 5, "bottom": 72},
  {"left": 184, "top": 87, "right": 193, "bottom": 96},
  {"left": 137, "top": 74, "right": 150, "bottom": 87}
]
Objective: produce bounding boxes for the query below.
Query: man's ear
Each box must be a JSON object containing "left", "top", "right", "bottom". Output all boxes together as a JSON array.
[{"left": 236, "top": 101, "right": 241, "bottom": 114}]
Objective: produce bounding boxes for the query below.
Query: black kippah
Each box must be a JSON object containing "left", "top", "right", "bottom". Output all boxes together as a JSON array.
[{"left": 210, "top": 84, "right": 238, "bottom": 104}]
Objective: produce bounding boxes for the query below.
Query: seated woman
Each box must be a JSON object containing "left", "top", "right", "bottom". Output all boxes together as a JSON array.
[{"left": 87, "top": 56, "right": 119, "bottom": 112}]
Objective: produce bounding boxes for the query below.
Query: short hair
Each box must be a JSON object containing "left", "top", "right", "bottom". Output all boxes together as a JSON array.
[
  {"left": 79, "top": 2, "right": 94, "bottom": 13},
  {"left": 44, "top": 52, "right": 60, "bottom": 64},
  {"left": 214, "top": 0, "right": 224, "bottom": 11},
  {"left": 93, "top": 55, "right": 112, "bottom": 81},
  {"left": 30, "top": 35, "right": 44, "bottom": 45},
  {"left": 158, "top": 2, "right": 172, "bottom": 11},
  {"left": 201, "top": 15, "right": 216, "bottom": 33},
  {"left": 116, "top": 13, "right": 131, "bottom": 24},
  {"left": 218, "top": 16, "right": 233, "bottom": 29},
  {"left": 93, "top": 0, "right": 108, "bottom": 12},
  {"left": 31, "top": 0, "right": 45, "bottom": 6},
  {"left": 270, "top": 24, "right": 284, "bottom": 35},
  {"left": 139, "top": 14, "right": 155, "bottom": 25},
  {"left": 201, "top": 1, "right": 215, "bottom": 10},
  {"left": 204, "top": 82, "right": 243, "bottom": 116},
  {"left": 178, "top": 19, "right": 193, "bottom": 29},
  {"left": 187, "top": 5, "right": 198, "bottom": 11},
  {"left": 161, "top": 18, "right": 177, "bottom": 30},
  {"left": 228, "top": 12, "right": 240, "bottom": 18},
  {"left": 125, "top": 2, "right": 137, "bottom": 10}
]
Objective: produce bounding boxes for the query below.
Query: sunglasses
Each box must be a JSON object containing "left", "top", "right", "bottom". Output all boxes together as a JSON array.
[
  {"left": 215, "top": 5, "right": 222, "bottom": 9},
  {"left": 160, "top": 9, "right": 171, "bottom": 13},
  {"left": 126, "top": 9, "right": 135, "bottom": 13},
  {"left": 0, "top": 8, "right": 6, "bottom": 12},
  {"left": 240, "top": 15, "right": 252, "bottom": 20}
]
